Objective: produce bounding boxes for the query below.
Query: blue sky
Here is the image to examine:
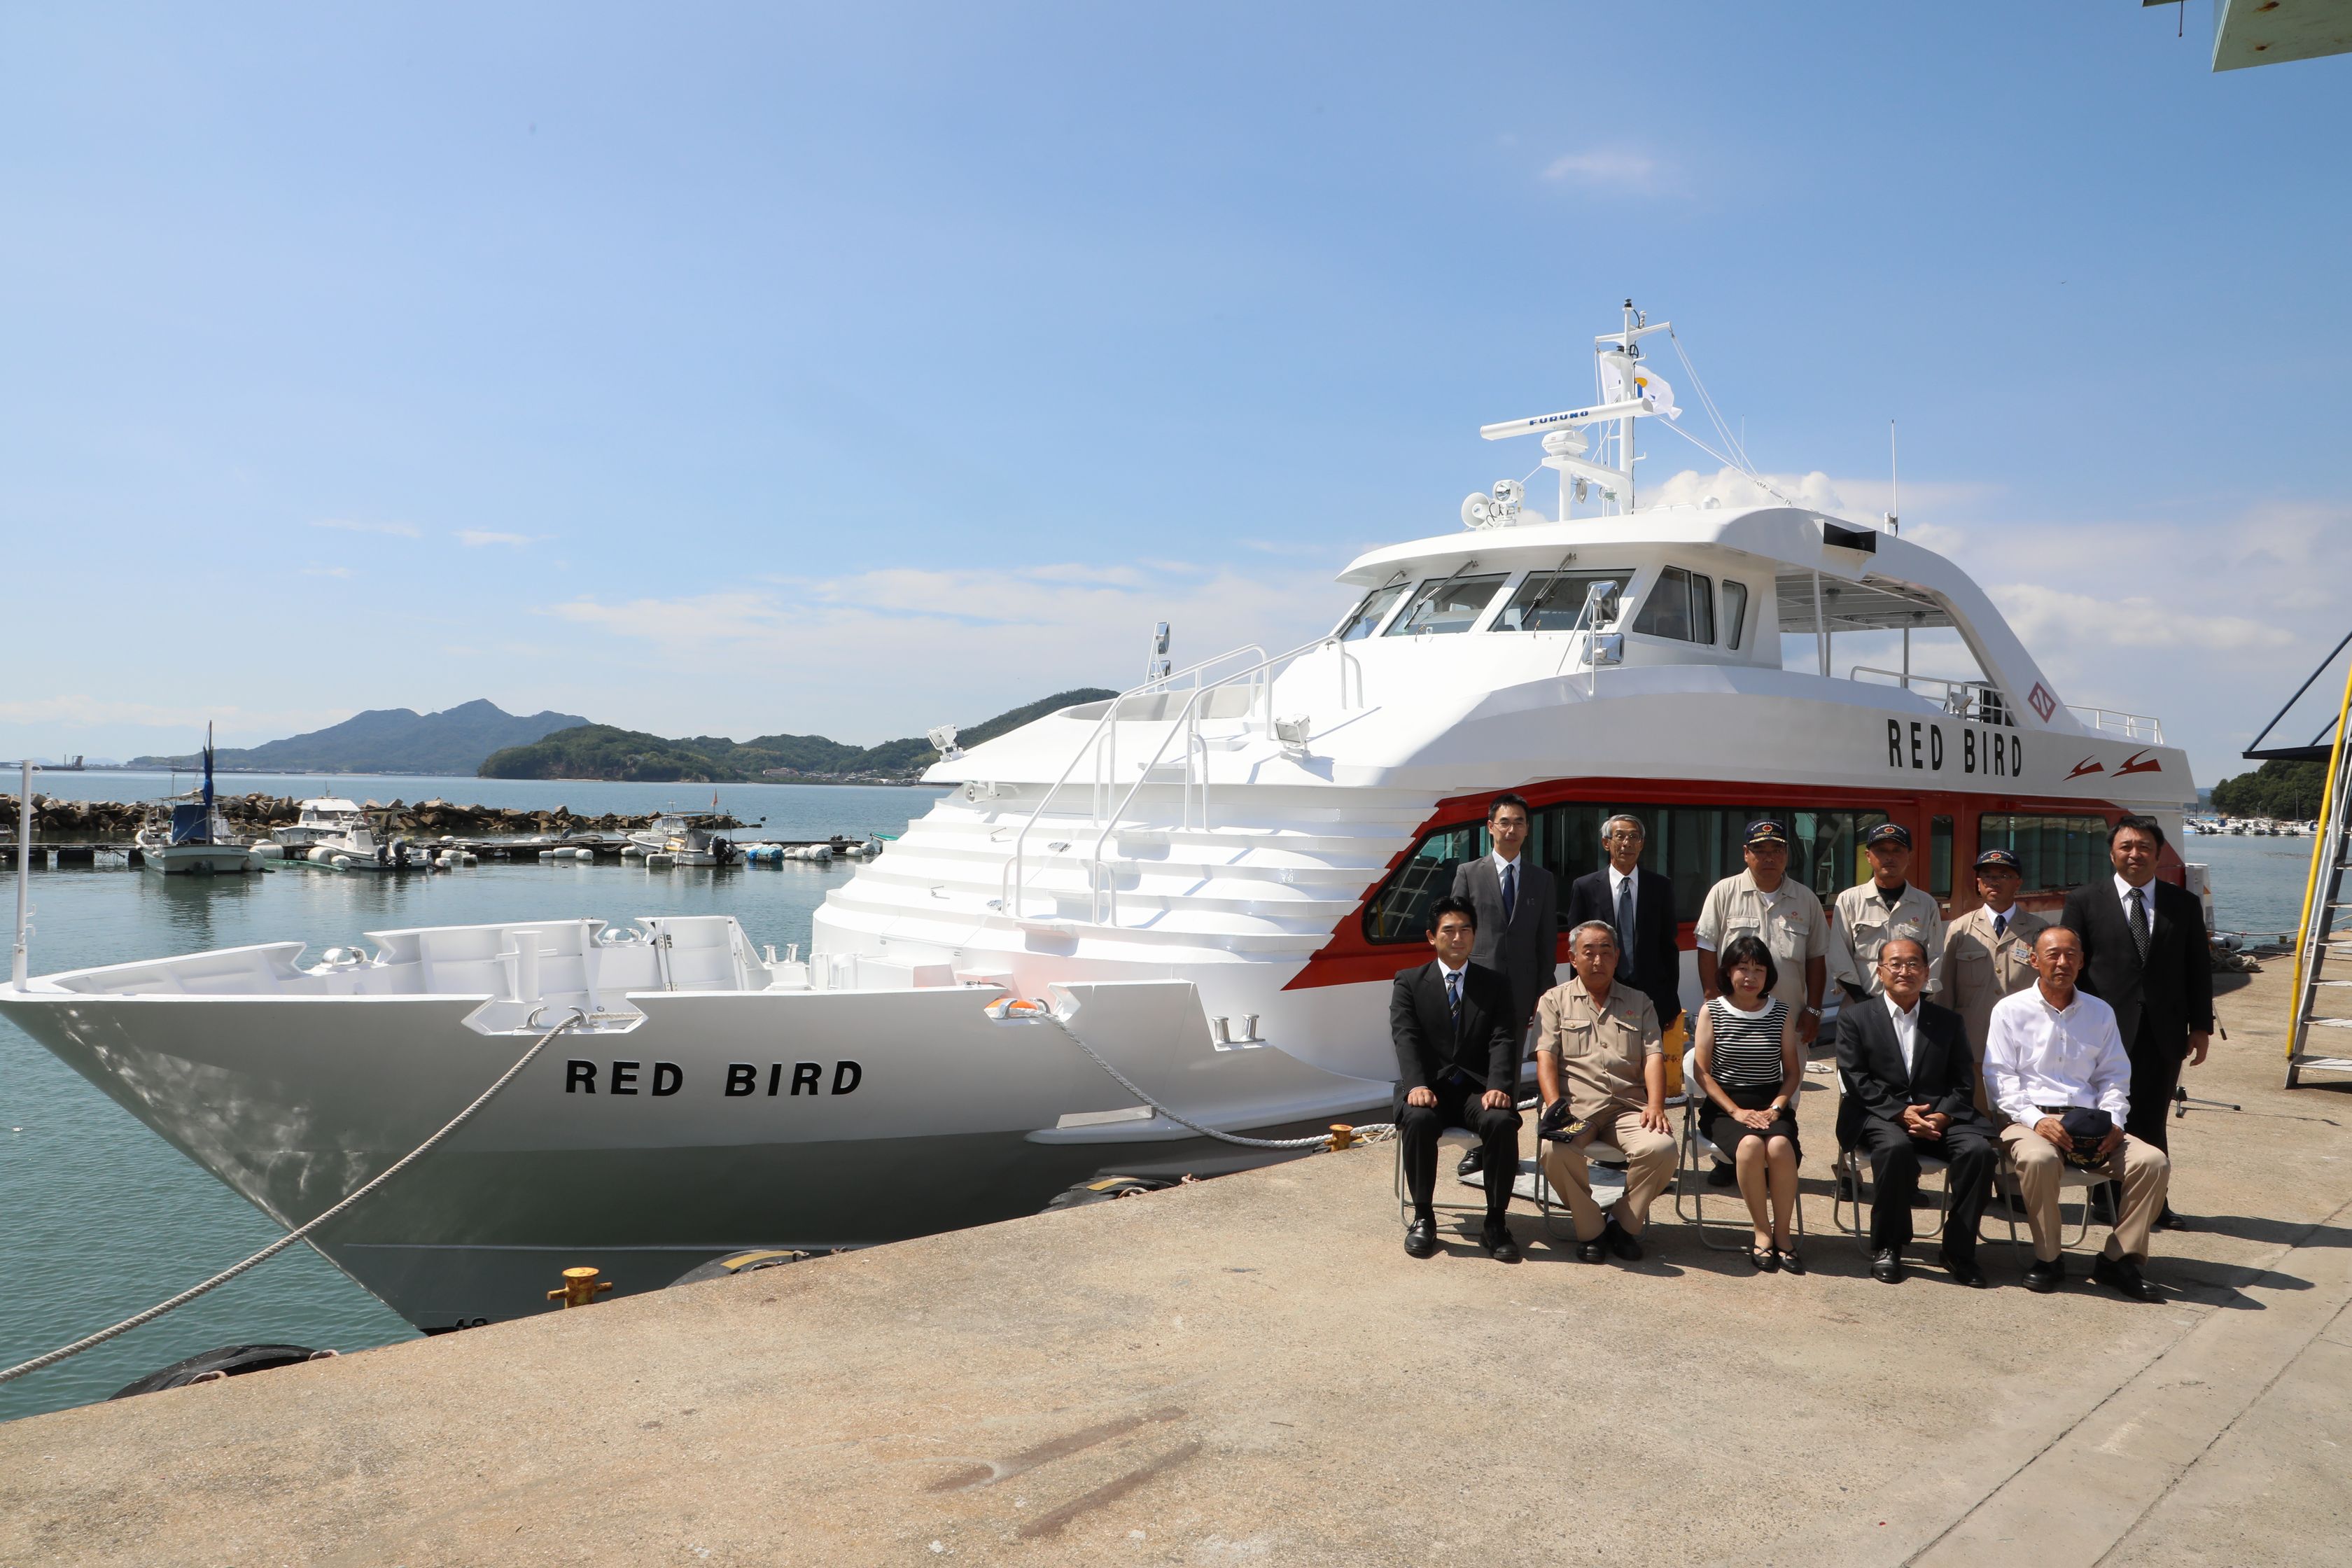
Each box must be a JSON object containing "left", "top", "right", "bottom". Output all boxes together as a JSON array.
[{"left": 2, "top": 4, "right": 2344, "bottom": 785}]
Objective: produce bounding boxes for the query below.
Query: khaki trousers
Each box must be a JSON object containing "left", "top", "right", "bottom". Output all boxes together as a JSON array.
[
  {"left": 1998, "top": 1122, "right": 2169, "bottom": 1264},
  {"left": 1540, "top": 1109, "right": 1677, "bottom": 1242}
]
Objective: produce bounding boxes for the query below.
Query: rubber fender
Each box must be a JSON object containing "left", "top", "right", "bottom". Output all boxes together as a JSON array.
[
  {"left": 109, "top": 1343, "right": 326, "bottom": 1399},
  {"left": 1042, "top": 1175, "right": 1178, "bottom": 1212},
  {"left": 668, "top": 1247, "right": 821, "bottom": 1287}
]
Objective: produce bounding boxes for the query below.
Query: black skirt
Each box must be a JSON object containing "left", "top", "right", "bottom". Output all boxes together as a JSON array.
[{"left": 1703, "top": 1081, "right": 1800, "bottom": 1163}]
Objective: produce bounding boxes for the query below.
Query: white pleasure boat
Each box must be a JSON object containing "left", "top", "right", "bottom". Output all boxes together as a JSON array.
[
  {"left": 133, "top": 727, "right": 258, "bottom": 876},
  {"left": 0, "top": 305, "right": 2197, "bottom": 1331}
]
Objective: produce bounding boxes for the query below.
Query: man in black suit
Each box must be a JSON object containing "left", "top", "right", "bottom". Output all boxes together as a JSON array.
[
  {"left": 1836, "top": 935, "right": 1998, "bottom": 1286},
  {"left": 1391, "top": 895, "right": 1525, "bottom": 1263},
  {"left": 1564, "top": 813, "right": 1682, "bottom": 1035},
  {"left": 1448, "top": 792, "right": 1558, "bottom": 1178},
  {"left": 2061, "top": 813, "right": 2212, "bottom": 1229}
]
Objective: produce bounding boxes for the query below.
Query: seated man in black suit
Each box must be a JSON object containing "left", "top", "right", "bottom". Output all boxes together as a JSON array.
[
  {"left": 1392, "top": 895, "right": 1525, "bottom": 1263},
  {"left": 1835, "top": 934, "right": 1998, "bottom": 1286}
]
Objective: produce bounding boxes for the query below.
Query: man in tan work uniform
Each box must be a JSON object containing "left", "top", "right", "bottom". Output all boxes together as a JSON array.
[
  {"left": 1536, "top": 920, "right": 1675, "bottom": 1265},
  {"left": 1938, "top": 846, "right": 2047, "bottom": 1114},
  {"left": 1826, "top": 822, "right": 1947, "bottom": 1002},
  {"left": 1695, "top": 820, "right": 1829, "bottom": 1045}
]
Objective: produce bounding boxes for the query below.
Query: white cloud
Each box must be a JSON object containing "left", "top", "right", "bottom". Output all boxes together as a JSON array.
[
  {"left": 1988, "top": 584, "right": 2295, "bottom": 654},
  {"left": 301, "top": 565, "right": 356, "bottom": 579},
  {"left": 456, "top": 530, "right": 552, "bottom": 548},
  {"left": 0, "top": 696, "right": 349, "bottom": 734},
  {"left": 312, "top": 518, "right": 420, "bottom": 538},
  {"left": 1541, "top": 148, "right": 1661, "bottom": 190}
]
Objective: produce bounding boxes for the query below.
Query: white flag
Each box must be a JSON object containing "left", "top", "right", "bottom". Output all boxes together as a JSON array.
[
  {"left": 1631, "top": 367, "right": 1680, "bottom": 419},
  {"left": 1597, "top": 354, "right": 1679, "bottom": 418}
]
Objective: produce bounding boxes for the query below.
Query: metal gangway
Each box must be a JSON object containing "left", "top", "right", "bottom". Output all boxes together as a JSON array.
[{"left": 2258, "top": 629, "right": 2352, "bottom": 1088}]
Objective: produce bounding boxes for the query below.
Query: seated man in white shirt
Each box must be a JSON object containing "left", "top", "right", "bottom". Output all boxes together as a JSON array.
[{"left": 1983, "top": 925, "right": 2170, "bottom": 1301}]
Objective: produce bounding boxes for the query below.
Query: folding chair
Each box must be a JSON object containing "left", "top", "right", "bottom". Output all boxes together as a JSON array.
[
  {"left": 1828, "top": 1065, "right": 1959, "bottom": 1258},
  {"left": 1432, "top": 1098, "right": 1628, "bottom": 1245},
  {"left": 1673, "top": 1049, "right": 1806, "bottom": 1252},
  {"left": 1990, "top": 1143, "right": 2117, "bottom": 1257}
]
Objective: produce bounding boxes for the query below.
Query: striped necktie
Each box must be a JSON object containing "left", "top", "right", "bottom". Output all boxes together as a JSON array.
[
  {"left": 2128, "top": 887, "right": 2150, "bottom": 962},
  {"left": 1446, "top": 968, "right": 1462, "bottom": 1019}
]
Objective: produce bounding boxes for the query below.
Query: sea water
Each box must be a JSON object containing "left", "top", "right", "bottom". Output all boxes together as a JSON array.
[
  {"left": 0, "top": 790, "right": 2323, "bottom": 1421},
  {"left": 0, "top": 778, "right": 944, "bottom": 1421}
]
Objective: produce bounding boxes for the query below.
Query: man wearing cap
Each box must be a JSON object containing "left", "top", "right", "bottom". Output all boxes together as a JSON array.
[
  {"left": 1695, "top": 820, "right": 1830, "bottom": 1045},
  {"left": 1939, "top": 847, "right": 2048, "bottom": 1107},
  {"left": 1984, "top": 925, "right": 2169, "bottom": 1301},
  {"left": 1826, "top": 823, "right": 1947, "bottom": 1004}
]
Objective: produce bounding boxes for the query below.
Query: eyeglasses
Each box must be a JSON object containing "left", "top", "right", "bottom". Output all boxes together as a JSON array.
[{"left": 1880, "top": 958, "right": 1927, "bottom": 972}]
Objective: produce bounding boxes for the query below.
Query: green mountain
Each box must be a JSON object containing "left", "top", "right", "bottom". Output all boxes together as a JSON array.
[
  {"left": 128, "top": 699, "right": 592, "bottom": 774},
  {"left": 477, "top": 689, "right": 1119, "bottom": 783},
  {"left": 2211, "top": 758, "right": 2329, "bottom": 820}
]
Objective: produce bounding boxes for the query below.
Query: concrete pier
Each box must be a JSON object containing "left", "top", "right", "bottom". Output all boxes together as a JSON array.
[{"left": 3, "top": 963, "right": 2347, "bottom": 1566}]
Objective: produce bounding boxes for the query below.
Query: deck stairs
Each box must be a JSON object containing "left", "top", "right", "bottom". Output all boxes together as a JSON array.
[{"left": 2286, "top": 656, "right": 2352, "bottom": 1088}]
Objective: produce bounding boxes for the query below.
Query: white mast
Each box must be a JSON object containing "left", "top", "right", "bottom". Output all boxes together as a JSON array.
[
  {"left": 1478, "top": 300, "right": 1672, "bottom": 522},
  {"left": 11, "top": 758, "right": 31, "bottom": 988}
]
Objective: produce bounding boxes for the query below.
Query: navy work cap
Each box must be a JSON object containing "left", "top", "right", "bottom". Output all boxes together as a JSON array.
[
  {"left": 1743, "top": 820, "right": 1789, "bottom": 846},
  {"left": 1974, "top": 847, "right": 2022, "bottom": 872},
  {"left": 1865, "top": 822, "right": 1912, "bottom": 848}
]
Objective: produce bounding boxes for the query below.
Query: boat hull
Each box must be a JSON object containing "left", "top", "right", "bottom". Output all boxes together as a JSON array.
[
  {"left": 138, "top": 845, "right": 257, "bottom": 875},
  {"left": 0, "top": 979, "right": 1387, "bottom": 1330}
]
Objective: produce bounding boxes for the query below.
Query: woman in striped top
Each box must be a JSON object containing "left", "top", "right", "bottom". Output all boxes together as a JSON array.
[{"left": 1695, "top": 933, "right": 1806, "bottom": 1272}]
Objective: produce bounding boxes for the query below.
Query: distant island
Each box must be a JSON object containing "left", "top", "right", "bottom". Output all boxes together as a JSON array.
[
  {"left": 127, "top": 699, "right": 592, "bottom": 776},
  {"left": 477, "top": 688, "right": 1117, "bottom": 783},
  {"left": 2210, "top": 757, "right": 2328, "bottom": 821}
]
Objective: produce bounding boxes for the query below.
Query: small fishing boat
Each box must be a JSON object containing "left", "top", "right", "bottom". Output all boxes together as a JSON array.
[{"left": 133, "top": 727, "right": 257, "bottom": 876}]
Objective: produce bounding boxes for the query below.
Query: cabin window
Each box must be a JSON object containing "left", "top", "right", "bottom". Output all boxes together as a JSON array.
[
  {"left": 1977, "top": 813, "right": 2110, "bottom": 891},
  {"left": 1488, "top": 569, "right": 1633, "bottom": 633},
  {"left": 1631, "top": 566, "right": 1715, "bottom": 644},
  {"left": 1721, "top": 580, "right": 1749, "bottom": 650},
  {"left": 1334, "top": 582, "right": 1407, "bottom": 642},
  {"left": 1359, "top": 799, "right": 1891, "bottom": 944},
  {"left": 1929, "top": 816, "right": 1954, "bottom": 897},
  {"left": 1383, "top": 574, "right": 1508, "bottom": 637}
]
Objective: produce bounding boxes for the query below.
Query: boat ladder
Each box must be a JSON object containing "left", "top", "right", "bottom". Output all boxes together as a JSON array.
[{"left": 2285, "top": 645, "right": 2352, "bottom": 1088}]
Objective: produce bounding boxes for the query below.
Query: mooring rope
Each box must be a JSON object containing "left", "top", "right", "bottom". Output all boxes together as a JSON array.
[{"left": 0, "top": 1008, "right": 588, "bottom": 1387}]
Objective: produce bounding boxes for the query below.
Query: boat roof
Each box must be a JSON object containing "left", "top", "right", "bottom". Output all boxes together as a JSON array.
[{"left": 300, "top": 797, "right": 363, "bottom": 813}]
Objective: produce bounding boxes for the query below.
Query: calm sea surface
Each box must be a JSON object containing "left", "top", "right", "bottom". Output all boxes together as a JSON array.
[{"left": 0, "top": 791, "right": 2320, "bottom": 1421}]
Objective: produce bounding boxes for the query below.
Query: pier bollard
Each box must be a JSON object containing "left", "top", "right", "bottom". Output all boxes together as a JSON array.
[
  {"left": 547, "top": 1266, "right": 614, "bottom": 1308},
  {"left": 1327, "top": 1124, "right": 1355, "bottom": 1151}
]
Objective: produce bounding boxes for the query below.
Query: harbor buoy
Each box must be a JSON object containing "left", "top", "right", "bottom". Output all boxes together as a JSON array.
[{"left": 110, "top": 1343, "right": 335, "bottom": 1400}]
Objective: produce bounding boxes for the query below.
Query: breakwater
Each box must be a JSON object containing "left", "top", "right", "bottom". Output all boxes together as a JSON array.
[{"left": 0, "top": 794, "right": 748, "bottom": 841}]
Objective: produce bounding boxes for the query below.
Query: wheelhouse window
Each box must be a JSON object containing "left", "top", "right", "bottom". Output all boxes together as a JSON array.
[
  {"left": 1632, "top": 566, "right": 1716, "bottom": 644},
  {"left": 1978, "top": 813, "right": 2110, "bottom": 891},
  {"left": 1487, "top": 569, "right": 1632, "bottom": 633},
  {"left": 1334, "top": 582, "right": 1407, "bottom": 642},
  {"left": 1929, "top": 815, "right": 1954, "bottom": 898},
  {"left": 1721, "top": 580, "right": 1749, "bottom": 650},
  {"left": 1382, "top": 574, "right": 1508, "bottom": 637},
  {"left": 1360, "top": 799, "right": 1893, "bottom": 944}
]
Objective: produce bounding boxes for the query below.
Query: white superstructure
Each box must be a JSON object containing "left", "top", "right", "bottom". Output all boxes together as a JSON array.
[{"left": 0, "top": 306, "right": 2196, "bottom": 1331}]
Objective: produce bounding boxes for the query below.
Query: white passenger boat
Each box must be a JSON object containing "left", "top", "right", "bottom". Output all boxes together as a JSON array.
[{"left": 0, "top": 305, "right": 2197, "bottom": 1331}]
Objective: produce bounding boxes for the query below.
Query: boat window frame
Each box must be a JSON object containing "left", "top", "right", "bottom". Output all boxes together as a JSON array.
[
  {"left": 1381, "top": 572, "right": 1513, "bottom": 638},
  {"left": 1333, "top": 580, "right": 1410, "bottom": 642},
  {"left": 1721, "top": 579, "right": 1749, "bottom": 650},
  {"left": 1485, "top": 567, "right": 1637, "bottom": 634},
  {"left": 1631, "top": 564, "right": 1717, "bottom": 645}
]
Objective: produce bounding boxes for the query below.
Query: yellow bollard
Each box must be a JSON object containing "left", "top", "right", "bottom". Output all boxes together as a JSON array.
[
  {"left": 1328, "top": 1123, "right": 1355, "bottom": 1151},
  {"left": 547, "top": 1266, "right": 613, "bottom": 1308}
]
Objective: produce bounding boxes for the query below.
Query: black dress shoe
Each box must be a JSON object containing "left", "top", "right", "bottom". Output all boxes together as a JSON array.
[
  {"left": 1870, "top": 1248, "right": 1905, "bottom": 1283},
  {"left": 1939, "top": 1251, "right": 1989, "bottom": 1289},
  {"left": 1481, "top": 1219, "right": 1521, "bottom": 1264},
  {"left": 1604, "top": 1219, "right": 1643, "bottom": 1261},
  {"left": 2155, "top": 1206, "right": 2190, "bottom": 1231},
  {"left": 1706, "top": 1162, "right": 1737, "bottom": 1189},
  {"left": 1457, "top": 1147, "right": 1484, "bottom": 1178},
  {"left": 1404, "top": 1216, "right": 1437, "bottom": 1259},
  {"left": 2092, "top": 1254, "right": 2161, "bottom": 1302},
  {"left": 1575, "top": 1235, "right": 1607, "bottom": 1264},
  {"left": 2022, "top": 1256, "right": 2066, "bottom": 1294}
]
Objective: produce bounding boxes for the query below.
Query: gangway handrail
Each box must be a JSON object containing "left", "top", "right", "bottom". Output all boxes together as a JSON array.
[
  {"left": 996, "top": 643, "right": 1266, "bottom": 922},
  {"left": 2067, "top": 704, "right": 2165, "bottom": 744},
  {"left": 1849, "top": 665, "right": 2018, "bottom": 727}
]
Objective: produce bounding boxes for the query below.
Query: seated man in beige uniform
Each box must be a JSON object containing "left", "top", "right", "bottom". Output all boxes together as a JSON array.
[
  {"left": 1536, "top": 920, "right": 1675, "bottom": 1264},
  {"left": 1825, "top": 822, "right": 1947, "bottom": 1002},
  {"left": 1937, "top": 846, "right": 2047, "bottom": 1110}
]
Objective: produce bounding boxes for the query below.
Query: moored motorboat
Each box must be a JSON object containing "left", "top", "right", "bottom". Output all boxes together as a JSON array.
[
  {"left": 132, "top": 726, "right": 258, "bottom": 876},
  {"left": 0, "top": 303, "right": 2202, "bottom": 1332}
]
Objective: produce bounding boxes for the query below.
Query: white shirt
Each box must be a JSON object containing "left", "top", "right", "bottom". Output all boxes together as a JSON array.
[
  {"left": 1492, "top": 850, "right": 1522, "bottom": 878},
  {"left": 1884, "top": 993, "right": 1921, "bottom": 1077},
  {"left": 1983, "top": 983, "right": 2132, "bottom": 1128},
  {"left": 1984, "top": 900, "right": 2017, "bottom": 940},
  {"left": 2114, "top": 873, "right": 2156, "bottom": 930},
  {"left": 1608, "top": 864, "right": 1638, "bottom": 931}
]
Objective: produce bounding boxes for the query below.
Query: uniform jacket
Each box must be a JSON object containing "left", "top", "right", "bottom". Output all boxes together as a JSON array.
[
  {"left": 1825, "top": 881, "right": 1947, "bottom": 999},
  {"left": 1939, "top": 903, "right": 2049, "bottom": 1056},
  {"left": 1564, "top": 864, "right": 1684, "bottom": 1030},
  {"left": 1450, "top": 854, "right": 1559, "bottom": 1027}
]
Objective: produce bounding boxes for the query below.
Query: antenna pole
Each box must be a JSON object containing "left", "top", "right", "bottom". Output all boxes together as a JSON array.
[
  {"left": 1620, "top": 298, "right": 1639, "bottom": 514},
  {"left": 12, "top": 757, "right": 31, "bottom": 988}
]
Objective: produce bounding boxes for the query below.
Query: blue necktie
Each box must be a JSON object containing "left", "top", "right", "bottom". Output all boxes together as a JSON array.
[
  {"left": 1502, "top": 862, "right": 1517, "bottom": 924},
  {"left": 1447, "top": 969, "right": 1461, "bottom": 1018},
  {"left": 1994, "top": 911, "right": 2007, "bottom": 940},
  {"left": 1615, "top": 874, "right": 1637, "bottom": 980}
]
